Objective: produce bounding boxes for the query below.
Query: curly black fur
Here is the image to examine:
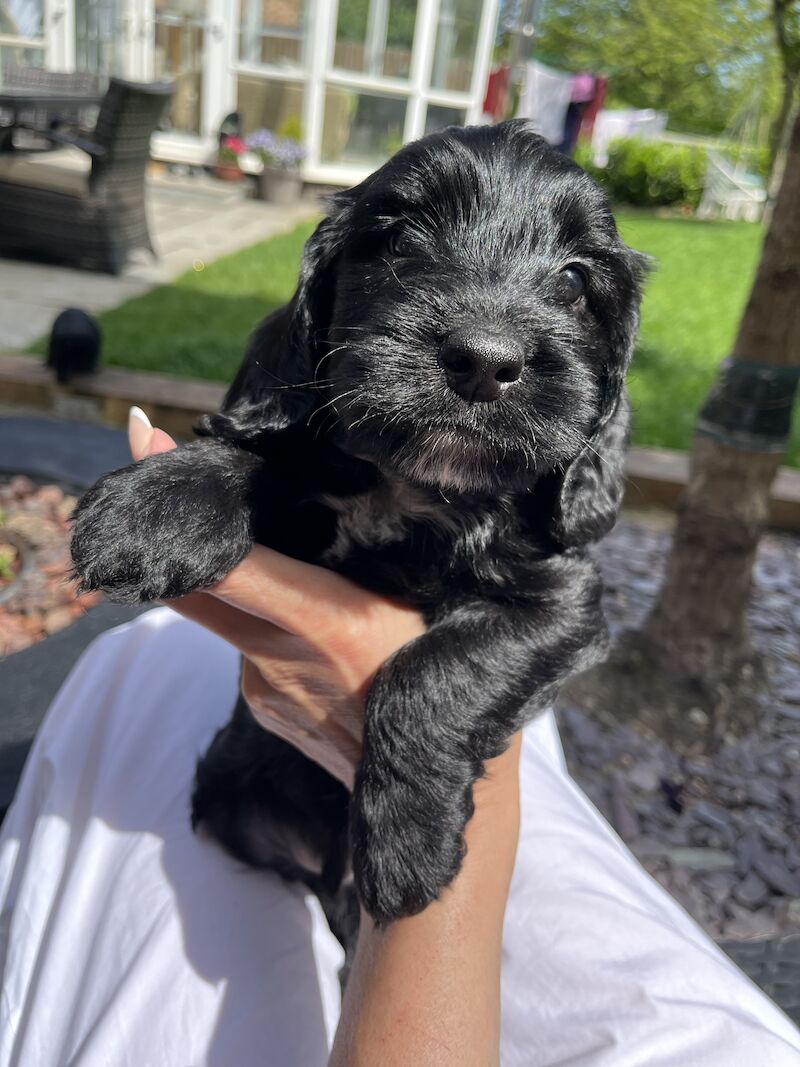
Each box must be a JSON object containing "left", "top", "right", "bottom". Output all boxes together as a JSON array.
[{"left": 71, "top": 121, "right": 645, "bottom": 933}]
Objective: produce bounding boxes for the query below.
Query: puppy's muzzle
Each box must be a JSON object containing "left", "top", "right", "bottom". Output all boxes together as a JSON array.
[{"left": 438, "top": 325, "right": 524, "bottom": 403}]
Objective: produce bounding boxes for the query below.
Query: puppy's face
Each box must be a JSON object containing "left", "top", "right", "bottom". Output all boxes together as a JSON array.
[{"left": 315, "top": 122, "right": 642, "bottom": 493}]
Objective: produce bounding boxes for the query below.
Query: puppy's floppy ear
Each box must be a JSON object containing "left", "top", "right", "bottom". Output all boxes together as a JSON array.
[
  {"left": 550, "top": 390, "right": 630, "bottom": 548},
  {"left": 197, "top": 194, "right": 354, "bottom": 441},
  {"left": 550, "top": 243, "right": 646, "bottom": 548}
]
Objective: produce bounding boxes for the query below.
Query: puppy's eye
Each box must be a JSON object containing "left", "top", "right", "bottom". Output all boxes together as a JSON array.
[
  {"left": 386, "top": 231, "right": 413, "bottom": 259},
  {"left": 556, "top": 265, "right": 588, "bottom": 304}
]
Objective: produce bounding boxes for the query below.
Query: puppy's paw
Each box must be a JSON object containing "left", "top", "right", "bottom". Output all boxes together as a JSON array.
[
  {"left": 71, "top": 441, "right": 255, "bottom": 603},
  {"left": 351, "top": 762, "right": 472, "bottom": 925}
]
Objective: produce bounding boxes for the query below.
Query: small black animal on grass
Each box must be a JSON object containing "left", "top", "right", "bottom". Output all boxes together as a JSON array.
[{"left": 71, "top": 121, "right": 646, "bottom": 937}]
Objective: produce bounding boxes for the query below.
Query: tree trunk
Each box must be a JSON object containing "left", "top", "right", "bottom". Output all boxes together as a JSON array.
[
  {"left": 642, "top": 108, "right": 800, "bottom": 735},
  {"left": 567, "top": 111, "right": 800, "bottom": 753},
  {"left": 644, "top": 442, "right": 780, "bottom": 679},
  {"left": 769, "top": 75, "right": 796, "bottom": 179}
]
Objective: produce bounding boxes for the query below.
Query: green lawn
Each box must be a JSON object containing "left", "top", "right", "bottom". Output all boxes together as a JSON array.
[
  {"left": 71, "top": 221, "right": 319, "bottom": 382},
  {"left": 30, "top": 212, "right": 799, "bottom": 465},
  {"left": 616, "top": 214, "right": 798, "bottom": 465}
]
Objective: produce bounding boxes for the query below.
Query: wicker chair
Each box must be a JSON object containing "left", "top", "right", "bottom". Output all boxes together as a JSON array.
[
  {"left": 0, "top": 79, "right": 173, "bottom": 274},
  {"left": 1, "top": 67, "right": 101, "bottom": 148}
]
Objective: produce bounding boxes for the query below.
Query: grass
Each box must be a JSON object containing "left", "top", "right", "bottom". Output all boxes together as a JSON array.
[
  {"left": 615, "top": 214, "right": 800, "bottom": 466},
  {"left": 28, "top": 212, "right": 799, "bottom": 465},
  {"left": 44, "top": 220, "right": 320, "bottom": 382}
]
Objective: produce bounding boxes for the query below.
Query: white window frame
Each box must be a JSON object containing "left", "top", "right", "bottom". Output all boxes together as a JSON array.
[
  {"left": 34, "top": 0, "right": 499, "bottom": 179},
  {"left": 232, "top": 0, "right": 499, "bottom": 185},
  {"left": 0, "top": 0, "right": 69, "bottom": 78}
]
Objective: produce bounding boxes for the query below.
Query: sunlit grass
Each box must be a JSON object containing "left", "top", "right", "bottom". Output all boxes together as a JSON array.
[{"left": 29, "top": 212, "right": 798, "bottom": 465}]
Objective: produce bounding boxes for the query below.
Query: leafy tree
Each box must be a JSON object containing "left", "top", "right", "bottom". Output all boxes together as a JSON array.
[
  {"left": 770, "top": 0, "right": 800, "bottom": 160},
  {"left": 534, "top": 0, "right": 780, "bottom": 136}
]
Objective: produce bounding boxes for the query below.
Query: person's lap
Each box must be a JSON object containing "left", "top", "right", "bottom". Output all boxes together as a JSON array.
[{"left": 0, "top": 609, "right": 797, "bottom": 1066}]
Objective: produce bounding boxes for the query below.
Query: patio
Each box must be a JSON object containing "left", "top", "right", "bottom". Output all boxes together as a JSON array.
[{"left": 0, "top": 167, "right": 320, "bottom": 350}]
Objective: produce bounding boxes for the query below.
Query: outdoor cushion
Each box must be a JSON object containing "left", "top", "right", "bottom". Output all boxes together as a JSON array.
[{"left": 0, "top": 146, "right": 89, "bottom": 197}]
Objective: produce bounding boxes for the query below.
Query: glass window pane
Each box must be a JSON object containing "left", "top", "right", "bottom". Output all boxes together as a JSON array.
[
  {"left": 0, "top": 45, "right": 44, "bottom": 87},
  {"left": 333, "top": 0, "right": 416, "bottom": 80},
  {"left": 75, "top": 0, "right": 127, "bottom": 79},
  {"left": 0, "top": 0, "right": 44, "bottom": 38},
  {"left": 239, "top": 0, "right": 308, "bottom": 69},
  {"left": 424, "top": 103, "right": 466, "bottom": 135},
  {"left": 237, "top": 75, "right": 305, "bottom": 137},
  {"left": 321, "top": 88, "right": 405, "bottom": 165},
  {"left": 154, "top": 0, "right": 205, "bottom": 134},
  {"left": 430, "top": 0, "right": 482, "bottom": 93},
  {"left": 0, "top": 0, "right": 45, "bottom": 86}
]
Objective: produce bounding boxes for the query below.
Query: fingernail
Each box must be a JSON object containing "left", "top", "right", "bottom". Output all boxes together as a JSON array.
[{"left": 128, "top": 405, "right": 153, "bottom": 457}]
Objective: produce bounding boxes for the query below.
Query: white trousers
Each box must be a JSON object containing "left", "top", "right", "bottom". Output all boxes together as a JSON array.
[{"left": 1, "top": 609, "right": 798, "bottom": 1067}]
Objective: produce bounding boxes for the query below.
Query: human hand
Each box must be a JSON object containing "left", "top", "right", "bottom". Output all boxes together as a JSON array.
[{"left": 127, "top": 407, "right": 425, "bottom": 790}]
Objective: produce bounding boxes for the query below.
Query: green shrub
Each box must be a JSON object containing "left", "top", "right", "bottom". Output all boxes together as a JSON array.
[
  {"left": 573, "top": 141, "right": 604, "bottom": 184},
  {"left": 576, "top": 137, "right": 708, "bottom": 209}
]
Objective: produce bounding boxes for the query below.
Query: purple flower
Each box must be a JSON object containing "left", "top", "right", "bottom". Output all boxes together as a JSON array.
[{"left": 246, "top": 128, "right": 306, "bottom": 170}]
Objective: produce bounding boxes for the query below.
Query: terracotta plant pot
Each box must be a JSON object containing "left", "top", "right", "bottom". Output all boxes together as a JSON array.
[
  {"left": 213, "top": 162, "right": 243, "bottom": 182},
  {"left": 257, "top": 167, "right": 302, "bottom": 205}
]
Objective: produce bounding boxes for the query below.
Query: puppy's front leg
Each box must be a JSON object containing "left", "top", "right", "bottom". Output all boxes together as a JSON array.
[
  {"left": 352, "top": 554, "right": 607, "bottom": 925},
  {"left": 71, "top": 439, "right": 263, "bottom": 603}
]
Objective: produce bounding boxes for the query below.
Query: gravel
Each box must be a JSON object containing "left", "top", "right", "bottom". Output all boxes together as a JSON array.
[
  {"left": 558, "top": 510, "right": 800, "bottom": 946},
  {"left": 0, "top": 475, "right": 101, "bottom": 656}
]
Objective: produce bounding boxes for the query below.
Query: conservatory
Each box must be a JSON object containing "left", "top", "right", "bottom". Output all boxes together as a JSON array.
[{"left": 0, "top": 0, "right": 499, "bottom": 184}]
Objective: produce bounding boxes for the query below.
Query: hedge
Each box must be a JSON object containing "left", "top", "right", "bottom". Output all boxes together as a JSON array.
[{"left": 575, "top": 138, "right": 708, "bottom": 209}]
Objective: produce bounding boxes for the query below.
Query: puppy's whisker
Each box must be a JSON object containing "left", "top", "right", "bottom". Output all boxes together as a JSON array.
[
  {"left": 379, "top": 257, "right": 412, "bottom": 296},
  {"left": 306, "top": 387, "right": 360, "bottom": 428},
  {"left": 313, "top": 343, "right": 354, "bottom": 385},
  {"left": 252, "top": 361, "right": 336, "bottom": 391},
  {"left": 574, "top": 431, "right": 607, "bottom": 467}
]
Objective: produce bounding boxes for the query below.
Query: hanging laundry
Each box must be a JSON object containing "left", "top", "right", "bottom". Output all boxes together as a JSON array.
[
  {"left": 558, "top": 103, "right": 585, "bottom": 155},
  {"left": 516, "top": 60, "right": 573, "bottom": 146},
  {"left": 571, "top": 72, "right": 596, "bottom": 105},
  {"left": 591, "top": 109, "right": 668, "bottom": 166},
  {"left": 558, "top": 72, "right": 593, "bottom": 154},
  {"left": 579, "top": 75, "right": 608, "bottom": 140},
  {"left": 484, "top": 65, "right": 511, "bottom": 122}
]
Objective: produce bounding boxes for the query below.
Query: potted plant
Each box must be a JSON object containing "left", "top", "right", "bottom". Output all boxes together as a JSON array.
[
  {"left": 214, "top": 135, "right": 246, "bottom": 182},
  {"left": 246, "top": 124, "right": 306, "bottom": 204}
]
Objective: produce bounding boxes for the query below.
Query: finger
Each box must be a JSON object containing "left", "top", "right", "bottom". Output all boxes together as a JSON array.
[
  {"left": 128, "top": 406, "right": 177, "bottom": 460},
  {"left": 168, "top": 591, "right": 287, "bottom": 651},
  {"left": 208, "top": 544, "right": 378, "bottom": 637}
]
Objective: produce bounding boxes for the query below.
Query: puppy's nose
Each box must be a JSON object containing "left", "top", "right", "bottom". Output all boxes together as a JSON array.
[{"left": 438, "top": 327, "right": 525, "bottom": 403}]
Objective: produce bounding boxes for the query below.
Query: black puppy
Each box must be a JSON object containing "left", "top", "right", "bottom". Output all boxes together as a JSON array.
[{"left": 71, "top": 121, "right": 645, "bottom": 932}]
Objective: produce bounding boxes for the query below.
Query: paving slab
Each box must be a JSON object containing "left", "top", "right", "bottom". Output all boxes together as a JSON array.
[{"left": 0, "top": 170, "right": 320, "bottom": 349}]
